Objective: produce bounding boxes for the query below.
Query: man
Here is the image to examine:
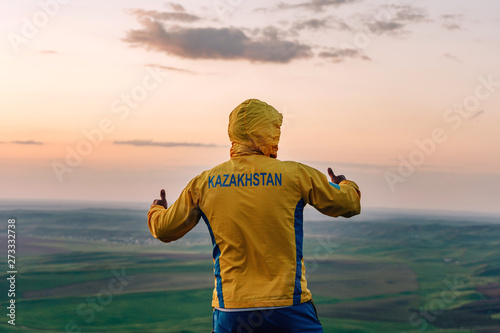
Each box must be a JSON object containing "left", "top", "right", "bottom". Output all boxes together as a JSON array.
[{"left": 148, "top": 99, "right": 361, "bottom": 332}]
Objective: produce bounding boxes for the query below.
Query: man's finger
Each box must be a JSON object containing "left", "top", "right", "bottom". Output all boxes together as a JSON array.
[
  {"left": 328, "top": 167, "right": 335, "bottom": 178},
  {"left": 160, "top": 189, "right": 166, "bottom": 201}
]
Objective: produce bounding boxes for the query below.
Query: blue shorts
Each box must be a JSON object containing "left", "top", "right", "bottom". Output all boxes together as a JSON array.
[{"left": 213, "top": 300, "right": 323, "bottom": 333}]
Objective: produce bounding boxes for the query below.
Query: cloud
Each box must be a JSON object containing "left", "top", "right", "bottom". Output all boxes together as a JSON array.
[
  {"left": 319, "top": 49, "right": 371, "bottom": 63},
  {"left": 114, "top": 140, "right": 220, "bottom": 148},
  {"left": 444, "top": 53, "right": 461, "bottom": 63},
  {"left": 12, "top": 140, "right": 43, "bottom": 145},
  {"left": 441, "top": 14, "right": 463, "bottom": 30},
  {"left": 287, "top": 15, "right": 352, "bottom": 35},
  {"left": 367, "top": 21, "right": 405, "bottom": 35},
  {"left": 442, "top": 22, "right": 461, "bottom": 30},
  {"left": 123, "top": 19, "right": 312, "bottom": 63},
  {"left": 38, "top": 50, "right": 61, "bottom": 55},
  {"left": 393, "top": 5, "right": 429, "bottom": 23},
  {"left": 359, "top": 5, "right": 430, "bottom": 36},
  {"left": 166, "top": 2, "right": 185, "bottom": 12},
  {"left": 292, "top": 18, "right": 330, "bottom": 31},
  {"left": 334, "top": 20, "right": 352, "bottom": 31},
  {"left": 145, "top": 63, "right": 196, "bottom": 74},
  {"left": 269, "top": 0, "right": 357, "bottom": 12},
  {"left": 123, "top": 3, "right": 431, "bottom": 65},
  {"left": 125, "top": 8, "right": 200, "bottom": 22},
  {"left": 470, "top": 109, "right": 484, "bottom": 120}
]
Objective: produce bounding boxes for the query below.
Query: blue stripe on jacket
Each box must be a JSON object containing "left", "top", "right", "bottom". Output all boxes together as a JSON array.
[
  {"left": 293, "top": 199, "right": 305, "bottom": 305},
  {"left": 200, "top": 209, "right": 224, "bottom": 308}
]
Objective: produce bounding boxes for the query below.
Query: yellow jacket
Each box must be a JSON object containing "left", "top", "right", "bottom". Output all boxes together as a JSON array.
[{"left": 148, "top": 99, "right": 361, "bottom": 309}]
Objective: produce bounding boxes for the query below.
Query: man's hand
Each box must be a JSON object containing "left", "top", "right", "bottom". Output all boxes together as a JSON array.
[
  {"left": 328, "top": 167, "right": 346, "bottom": 184},
  {"left": 151, "top": 189, "right": 168, "bottom": 209}
]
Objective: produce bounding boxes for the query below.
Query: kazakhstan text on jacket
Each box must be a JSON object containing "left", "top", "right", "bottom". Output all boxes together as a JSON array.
[{"left": 208, "top": 173, "right": 283, "bottom": 188}]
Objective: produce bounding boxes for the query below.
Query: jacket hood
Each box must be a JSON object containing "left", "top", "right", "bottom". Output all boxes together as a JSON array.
[{"left": 228, "top": 99, "right": 283, "bottom": 158}]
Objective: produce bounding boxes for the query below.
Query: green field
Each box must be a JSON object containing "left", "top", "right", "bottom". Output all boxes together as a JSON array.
[{"left": 0, "top": 207, "right": 499, "bottom": 332}]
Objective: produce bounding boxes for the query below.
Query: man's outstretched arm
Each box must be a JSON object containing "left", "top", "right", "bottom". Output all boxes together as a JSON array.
[
  {"left": 147, "top": 185, "right": 201, "bottom": 243},
  {"left": 298, "top": 164, "right": 361, "bottom": 218}
]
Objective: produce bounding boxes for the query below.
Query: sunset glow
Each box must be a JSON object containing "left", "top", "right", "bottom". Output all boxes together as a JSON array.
[{"left": 1, "top": 0, "right": 499, "bottom": 214}]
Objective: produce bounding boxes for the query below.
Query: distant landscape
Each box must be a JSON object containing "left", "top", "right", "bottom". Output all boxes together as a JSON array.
[{"left": 0, "top": 204, "right": 499, "bottom": 333}]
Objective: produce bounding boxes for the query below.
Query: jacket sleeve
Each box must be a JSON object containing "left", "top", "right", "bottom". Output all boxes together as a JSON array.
[
  {"left": 147, "top": 179, "right": 201, "bottom": 243},
  {"left": 297, "top": 163, "right": 361, "bottom": 218}
]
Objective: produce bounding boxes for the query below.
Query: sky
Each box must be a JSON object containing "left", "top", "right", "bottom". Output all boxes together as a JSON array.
[{"left": 1, "top": 0, "right": 499, "bottom": 215}]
